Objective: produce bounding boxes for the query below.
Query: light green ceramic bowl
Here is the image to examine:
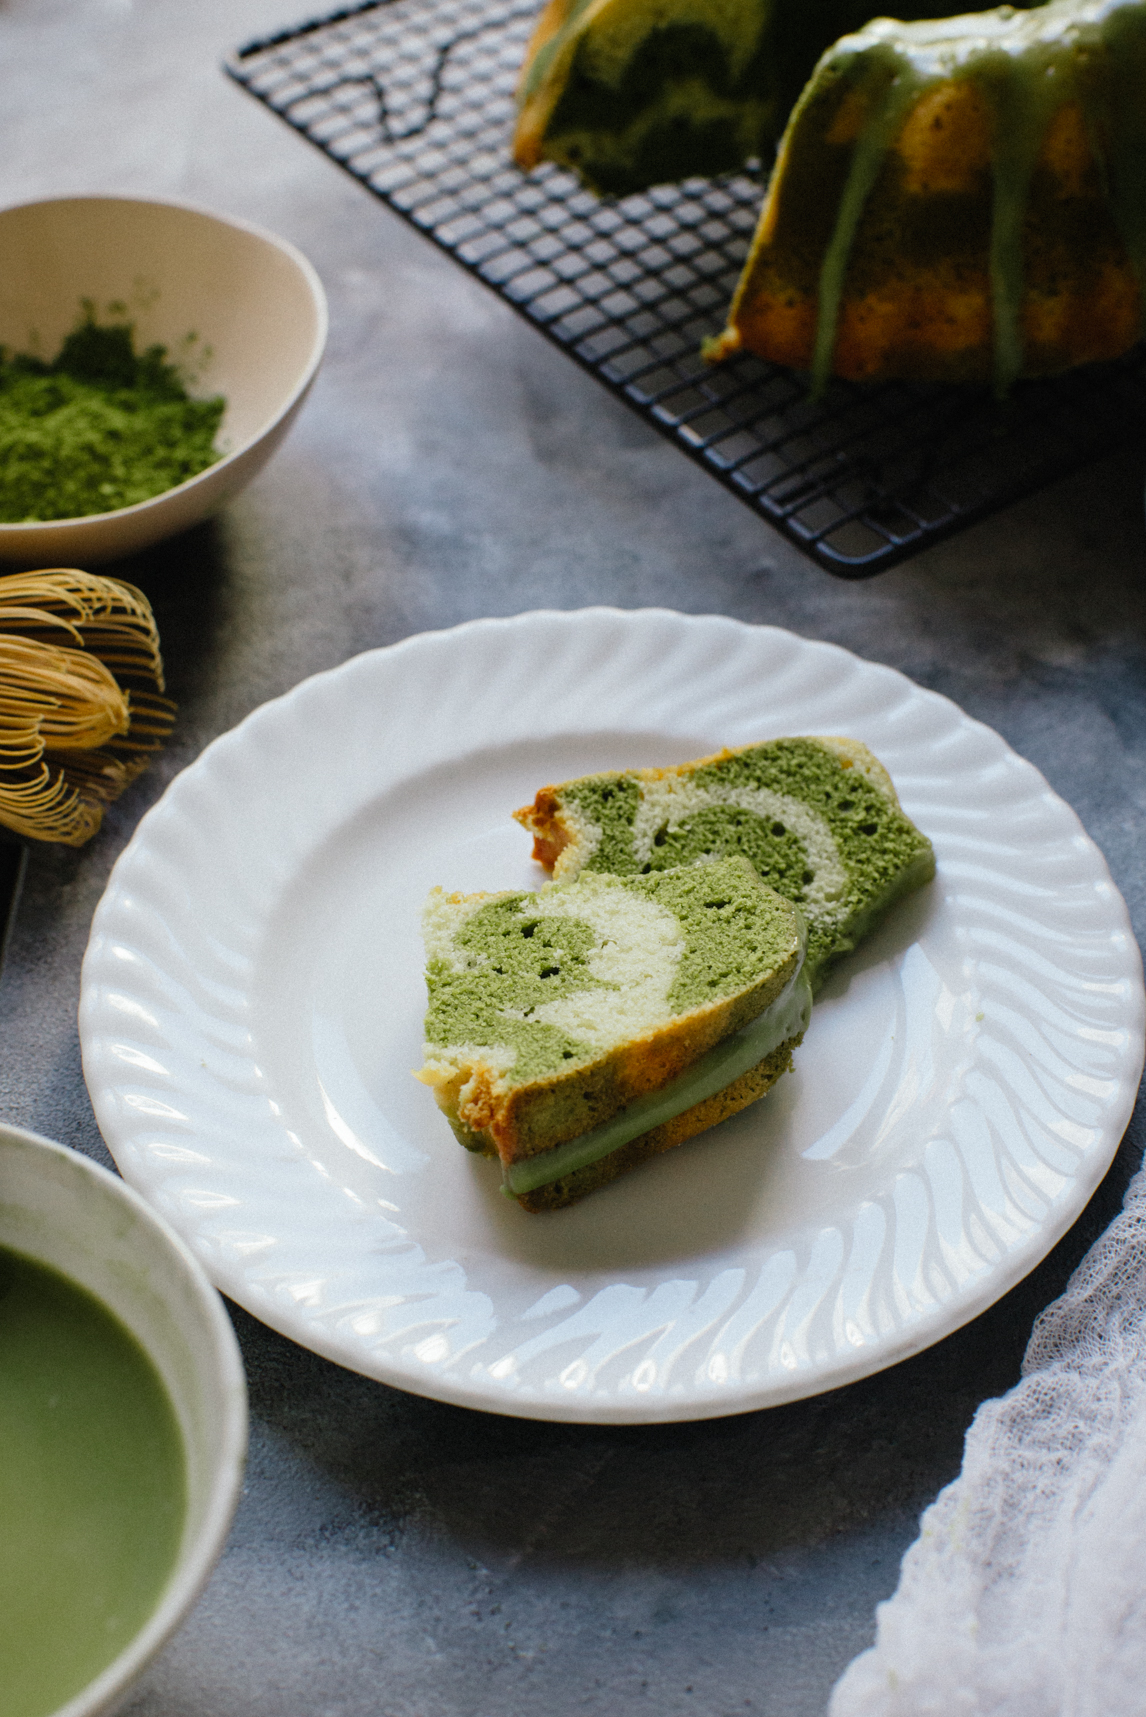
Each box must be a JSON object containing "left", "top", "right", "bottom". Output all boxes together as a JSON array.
[{"left": 0, "top": 1121, "right": 247, "bottom": 1717}]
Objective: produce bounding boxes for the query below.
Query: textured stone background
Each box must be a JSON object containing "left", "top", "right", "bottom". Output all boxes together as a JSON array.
[{"left": 2, "top": 2, "right": 1145, "bottom": 1712}]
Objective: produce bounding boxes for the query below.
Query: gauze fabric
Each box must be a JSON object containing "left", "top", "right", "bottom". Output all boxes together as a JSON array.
[{"left": 831, "top": 1158, "right": 1146, "bottom": 1717}]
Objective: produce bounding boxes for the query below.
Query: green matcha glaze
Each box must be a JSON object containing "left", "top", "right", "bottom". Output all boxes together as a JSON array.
[
  {"left": 808, "top": 52, "right": 923, "bottom": 390},
  {"left": 504, "top": 962, "right": 813, "bottom": 1194},
  {"left": 793, "top": 0, "right": 1146, "bottom": 393},
  {"left": 1101, "top": 5, "right": 1146, "bottom": 287},
  {"left": 0, "top": 1246, "right": 186, "bottom": 1717},
  {"left": 521, "top": 0, "right": 1146, "bottom": 391},
  {"left": 520, "top": 0, "right": 596, "bottom": 99}
]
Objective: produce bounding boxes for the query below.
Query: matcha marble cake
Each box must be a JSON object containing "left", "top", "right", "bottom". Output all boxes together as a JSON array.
[
  {"left": 514, "top": 0, "right": 1146, "bottom": 386},
  {"left": 514, "top": 737, "right": 934, "bottom": 992},
  {"left": 514, "top": 0, "right": 786, "bottom": 196},
  {"left": 709, "top": 0, "right": 1146, "bottom": 390},
  {"left": 416, "top": 856, "right": 810, "bottom": 1211},
  {"left": 512, "top": 0, "right": 1029, "bottom": 197}
]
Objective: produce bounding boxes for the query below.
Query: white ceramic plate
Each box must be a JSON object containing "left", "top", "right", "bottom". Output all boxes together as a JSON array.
[{"left": 80, "top": 609, "right": 1145, "bottom": 1423}]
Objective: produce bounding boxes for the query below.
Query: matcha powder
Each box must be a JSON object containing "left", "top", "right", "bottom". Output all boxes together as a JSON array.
[{"left": 0, "top": 314, "right": 225, "bottom": 522}]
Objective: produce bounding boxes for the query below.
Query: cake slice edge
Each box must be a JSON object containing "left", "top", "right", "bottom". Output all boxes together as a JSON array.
[{"left": 415, "top": 859, "right": 809, "bottom": 1211}]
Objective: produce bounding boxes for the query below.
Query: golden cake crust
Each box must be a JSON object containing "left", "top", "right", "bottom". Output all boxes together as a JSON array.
[
  {"left": 513, "top": 736, "right": 900, "bottom": 875},
  {"left": 514, "top": 0, "right": 1146, "bottom": 388},
  {"left": 722, "top": 69, "right": 1142, "bottom": 385},
  {"left": 418, "top": 912, "right": 802, "bottom": 1162}
]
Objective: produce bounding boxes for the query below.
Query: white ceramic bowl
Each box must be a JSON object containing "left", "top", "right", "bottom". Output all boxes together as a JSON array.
[
  {"left": 0, "top": 1121, "right": 247, "bottom": 1717},
  {"left": 0, "top": 196, "right": 328, "bottom": 566}
]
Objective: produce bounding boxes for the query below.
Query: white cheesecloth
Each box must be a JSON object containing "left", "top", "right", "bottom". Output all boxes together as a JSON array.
[{"left": 830, "top": 1151, "right": 1146, "bottom": 1717}]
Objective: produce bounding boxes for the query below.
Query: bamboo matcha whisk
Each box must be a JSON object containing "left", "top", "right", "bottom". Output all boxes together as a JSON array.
[{"left": 0, "top": 569, "right": 176, "bottom": 845}]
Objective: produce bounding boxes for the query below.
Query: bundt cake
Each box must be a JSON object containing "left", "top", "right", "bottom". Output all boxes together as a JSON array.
[
  {"left": 514, "top": 0, "right": 1146, "bottom": 388},
  {"left": 415, "top": 857, "right": 810, "bottom": 1210},
  {"left": 513, "top": 737, "right": 935, "bottom": 992},
  {"left": 514, "top": 0, "right": 974, "bottom": 195}
]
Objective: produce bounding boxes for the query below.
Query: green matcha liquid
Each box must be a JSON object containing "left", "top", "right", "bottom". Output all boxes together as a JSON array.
[{"left": 0, "top": 1245, "right": 186, "bottom": 1717}]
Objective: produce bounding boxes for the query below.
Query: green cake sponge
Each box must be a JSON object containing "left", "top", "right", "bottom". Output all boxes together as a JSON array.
[
  {"left": 416, "top": 855, "right": 810, "bottom": 1211},
  {"left": 513, "top": 0, "right": 783, "bottom": 197},
  {"left": 514, "top": 736, "right": 934, "bottom": 992}
]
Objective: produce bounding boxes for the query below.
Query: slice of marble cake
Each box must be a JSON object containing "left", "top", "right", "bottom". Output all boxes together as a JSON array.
[
  {"left": 514, "top": 737, "right": 934, "bottom": 992},
  {"left": 415, "top": 856, "right": 810, "bottom": 1211}
]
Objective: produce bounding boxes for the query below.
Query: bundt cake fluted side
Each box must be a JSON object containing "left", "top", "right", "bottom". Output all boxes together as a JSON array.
[
  {"left": 515, "top": 0, "right": 1146, "bottom": 388},
  {"left": 710, "top": 0, "right": 1146, "bottom": 390}
]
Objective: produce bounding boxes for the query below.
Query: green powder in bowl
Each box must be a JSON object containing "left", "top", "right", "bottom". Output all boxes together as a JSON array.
[{"left": 0, "top": 310, "right": 225, "bottom": 522}]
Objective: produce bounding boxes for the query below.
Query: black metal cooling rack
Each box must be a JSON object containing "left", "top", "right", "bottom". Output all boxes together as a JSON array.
[
  {"left": 0, "top": 837, "right": 27, "bottom": 984},
  {"left": 229, "top": 0, "right": 1146, "bottom": 576}
]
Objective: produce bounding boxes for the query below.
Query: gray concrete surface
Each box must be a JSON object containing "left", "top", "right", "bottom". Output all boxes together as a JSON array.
[{"left": 2, "top": 2, "right": 1145, "bottom": 1712}]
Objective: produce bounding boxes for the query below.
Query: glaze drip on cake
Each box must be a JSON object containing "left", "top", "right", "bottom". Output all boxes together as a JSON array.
[
  {"left": 712, "top": 0, "right": 1146, "bottom": 390},
  {"left": 515, "top": 0, "right": 1146, "bottom": 387},
  {"left": 513, "top": 0, "right": 1009, "bottom": 195}
]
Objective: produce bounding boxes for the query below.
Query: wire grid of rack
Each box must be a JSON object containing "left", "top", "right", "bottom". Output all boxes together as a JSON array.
[
  {"left": 0, "top": 838, "right": 26, "bottom": 983},
  {"left": 229, "top": 0, "right": 1146, "bottom": 577}
]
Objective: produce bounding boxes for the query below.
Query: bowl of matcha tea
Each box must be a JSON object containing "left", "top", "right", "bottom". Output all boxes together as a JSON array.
[
  {"left": 0, "top": 1121, "right": 247, "bottom": 1717},
  {"left": 0, "top": 195, "right": 327, "bottom": 567}
]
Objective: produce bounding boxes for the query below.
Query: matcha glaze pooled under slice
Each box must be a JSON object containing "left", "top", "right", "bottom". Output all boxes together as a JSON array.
[
  {"left": 514, "top": 736, "right": 934, "bottom": 992},
  {"left": 416, "top": 857, "right": 809, "bottom": 1211}
]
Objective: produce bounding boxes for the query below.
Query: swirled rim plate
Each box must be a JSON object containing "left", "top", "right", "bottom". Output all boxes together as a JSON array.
[{"left": 80, "top": 609, "right": 1145, "bottom": 1423}]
